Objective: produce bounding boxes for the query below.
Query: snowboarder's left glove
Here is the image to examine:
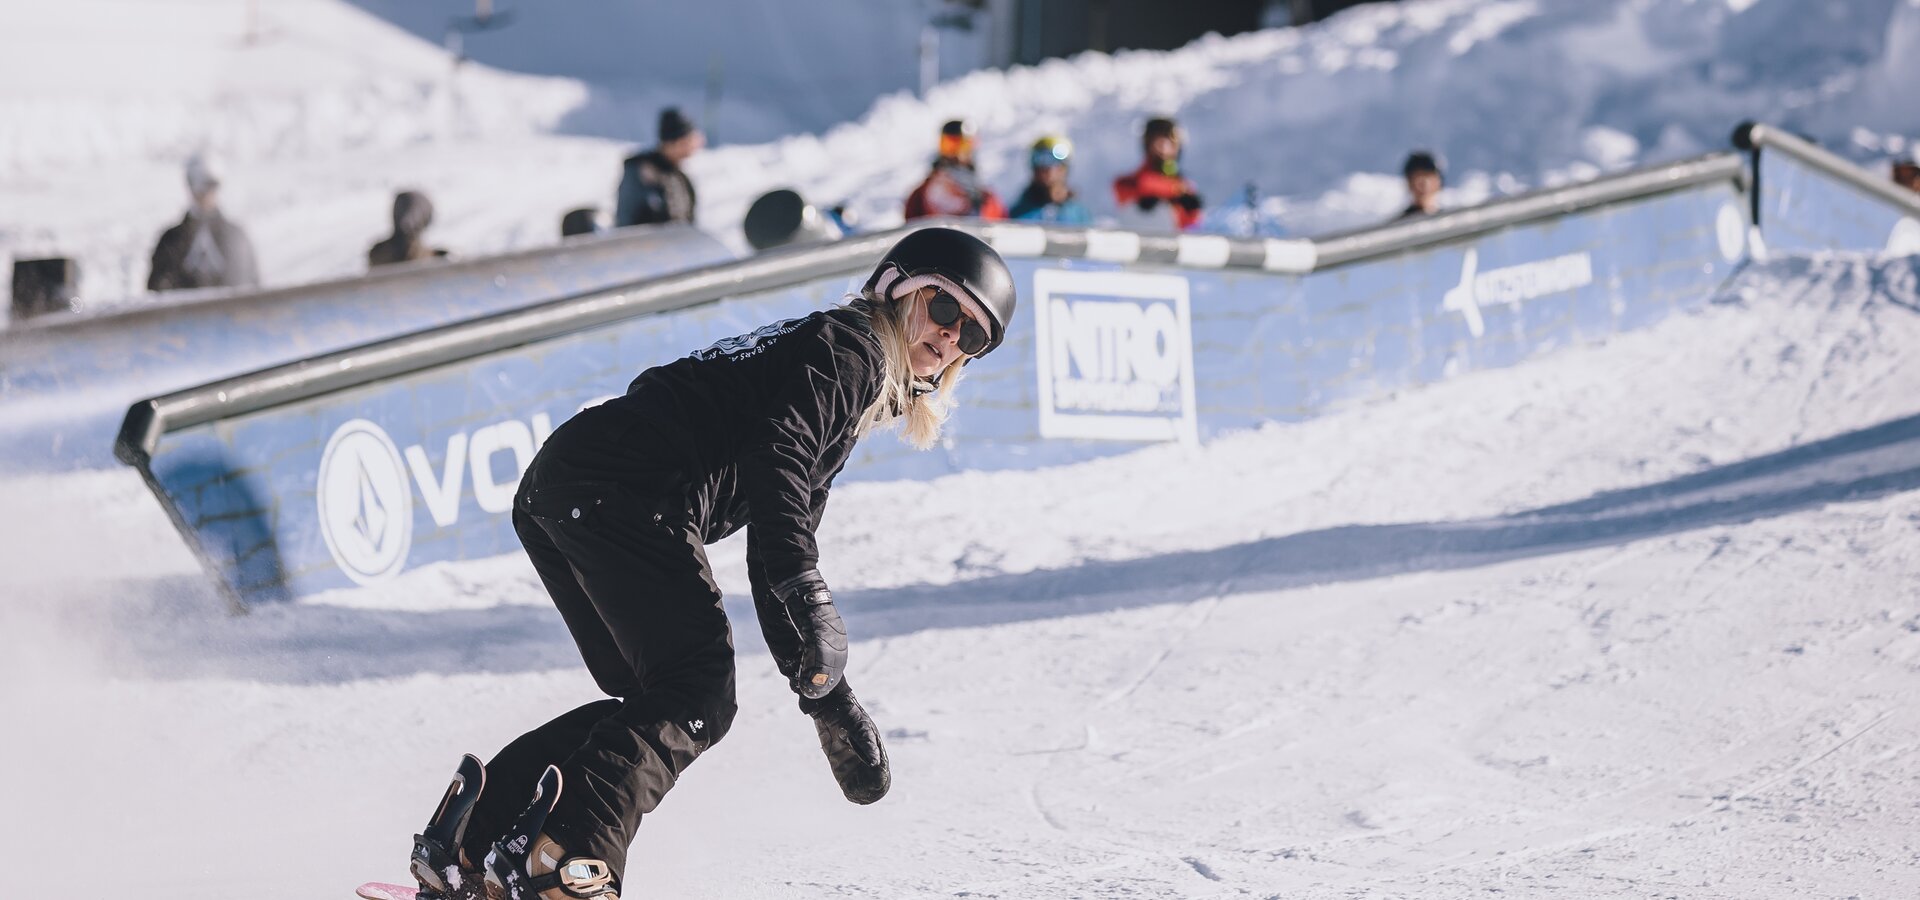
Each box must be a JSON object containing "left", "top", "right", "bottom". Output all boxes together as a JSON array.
[
  {"left": 1174, "top": 192, "right": 1204, "bottom": 212},
  {"left": 774, "top": 570, "right": 847, "bottom": 700},
  {"left": 802, "top": 682, "right": 891, "bottom": 804}
]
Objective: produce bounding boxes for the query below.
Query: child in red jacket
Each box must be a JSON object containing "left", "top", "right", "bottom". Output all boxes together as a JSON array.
[
  {"left": 1112, "top": 117, "right": 1203, "bottom": 232},
  {"left": 905, "top": 119, "right": 1007, "bottom": 221}
]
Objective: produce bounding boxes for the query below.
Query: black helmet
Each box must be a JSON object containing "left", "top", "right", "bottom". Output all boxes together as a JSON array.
[{"left": 863, "top": 227, "right": 1017, "bottom": 358}]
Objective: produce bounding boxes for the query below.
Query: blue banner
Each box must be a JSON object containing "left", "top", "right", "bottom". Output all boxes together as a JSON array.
[
  {"left": 1756, "top": 150, "right": 1920, "bottom": 256},
  {"left": 138, "top": 181, "right": 1750, "bottom": 606}
]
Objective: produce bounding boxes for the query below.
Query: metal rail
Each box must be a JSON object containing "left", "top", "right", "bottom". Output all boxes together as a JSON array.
[
  {"left": 117, "top": 151, "right": 1749, "bottom": 464},
  {"left": 1733, "top": 121, "right": 1920, "bottom": 224}
]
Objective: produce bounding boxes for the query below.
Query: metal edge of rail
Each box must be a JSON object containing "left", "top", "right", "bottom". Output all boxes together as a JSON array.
[
  {"left": 4, "top": 221, "right": 726, "bottom": 339},
  {"left": 1732, "top": 120, "right": 1920, "bottom": 228},
  {"left": 113, "top": 150, "right": 1751, "bottom": 464},
  {"left": 1309, "top": 151, "right": 1744, "bottom": 268}
]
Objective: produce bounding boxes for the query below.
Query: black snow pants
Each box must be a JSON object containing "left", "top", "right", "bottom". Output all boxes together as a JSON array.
[{"left": 460, "top": 406, "right": 737, "bottom": 881}]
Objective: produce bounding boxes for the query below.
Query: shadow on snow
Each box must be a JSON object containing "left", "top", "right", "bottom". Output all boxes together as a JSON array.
[{"left": 110, "top": 410, "right": 1920, "bottom": 685}]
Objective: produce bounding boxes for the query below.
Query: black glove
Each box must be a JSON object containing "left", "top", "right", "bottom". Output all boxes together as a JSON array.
[
  {"left": 801, "top": 683, "right": 890, "bottom": 805},
  {"left": 1174, "top": 192, "right": 1204, "bottom": 212},
  {"left": 1136, "top": 195, "right": 1162, "bottom": 212},
  {"left": 773, "top": 571, "right": 846, "bottom": 700}
]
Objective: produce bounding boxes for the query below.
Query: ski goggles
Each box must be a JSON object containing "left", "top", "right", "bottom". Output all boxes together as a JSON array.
[
  {"left": 928, "top": 291, "right": 990, "bottom": 357},
  {"left": 938, "top": 132, "right": 975, "bottom": 160},
  {"left": 1031, "top": 137, "right": 1072, "bottom": 169}
]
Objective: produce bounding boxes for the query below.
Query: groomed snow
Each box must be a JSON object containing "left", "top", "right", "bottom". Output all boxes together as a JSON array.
[
  {"left": 5, "top": 253, "right": 1919, "bottom": 897},
  {"left": 5, "top": 1, "right": 1920, "bottom": 895}
]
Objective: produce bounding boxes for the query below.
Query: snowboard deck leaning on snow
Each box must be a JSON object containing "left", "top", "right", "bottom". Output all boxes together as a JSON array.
[{"left": 354, "top": 883, "right": 418, "bottom": 900}]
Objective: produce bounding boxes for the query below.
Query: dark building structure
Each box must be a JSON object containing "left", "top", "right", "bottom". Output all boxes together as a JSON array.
[{"left": 1010, "top": 0, "right": 1390, "bottom": 64}]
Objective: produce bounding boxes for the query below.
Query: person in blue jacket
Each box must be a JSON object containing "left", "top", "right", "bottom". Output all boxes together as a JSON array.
[{"left": 1009, "top": 135, "right": 1093, "bottom": 225}]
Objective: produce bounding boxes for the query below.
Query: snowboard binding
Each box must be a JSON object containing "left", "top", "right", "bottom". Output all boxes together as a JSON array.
[
  {"left": 482, "top": 766, "right": 619, "bottom": 900},
  {"left": 410, "top": 754, "right": 488, "bottom": 900}
]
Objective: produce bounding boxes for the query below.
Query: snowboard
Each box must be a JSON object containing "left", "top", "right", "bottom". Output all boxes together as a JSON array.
[{"left": 354, "top": 883, "right": 418, "bottom": 900}]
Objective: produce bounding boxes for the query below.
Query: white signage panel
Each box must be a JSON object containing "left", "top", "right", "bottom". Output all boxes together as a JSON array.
[{"left": 1033, "top": 269, "right": 1198, "bottom": 444}]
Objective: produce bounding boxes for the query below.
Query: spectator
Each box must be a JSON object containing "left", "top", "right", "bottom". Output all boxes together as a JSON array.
[
  {"left": 615, "top": 107, "right": 702, "bottom": 227},
  {"left": 1010, "top": 135, "right": 1092, "bottom": 225},
  {"left": 1893, "top": 158, "right": 1920, "bottom": 195},
  {"left": 147, "top": 153, "right": 260, "bottom": 293},
  {"left": 368, "top": 190, "right": 448, "bottom": 268},
  {"left": 904, "top": 119, "right": 1007, "bottom": 221},
  {"left": 1399, "top": 151, "right": 1444, "bottom": 219},
  {"left": 561, "top": 207, "right": 608, "bottom": 238},
  {"left": 1112, "top": 116, "right": 1203, "bottom": 232}
]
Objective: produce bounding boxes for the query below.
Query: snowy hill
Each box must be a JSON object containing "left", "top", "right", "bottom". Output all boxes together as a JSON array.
[
  {"left": 5, "top": 252, "right": 1920, "bottom": 896},
  {"left": 3, "top": 0, "right": 1917, "bottom": 307},
  {"left": 4, "top": 1, "right": 1920, "bottom": 895}
]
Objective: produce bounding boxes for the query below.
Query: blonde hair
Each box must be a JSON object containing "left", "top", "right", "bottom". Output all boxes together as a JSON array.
[{"left": 847, "top": 290, "right": 967, "bottom": 450}]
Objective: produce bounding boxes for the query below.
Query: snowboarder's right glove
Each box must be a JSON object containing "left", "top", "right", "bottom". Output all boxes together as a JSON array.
[
  {"left": 1136, "top": 195, "right": 1162, "bottom": 212},
  {"left": 1174, "top": 192, "right": 1204, "bottom": 212},
  {"left": 773, "top": 570, "right": 847, "bottom": 700},
  {"left": 801, "top": 682, "right": 890, "bottom": 804}
]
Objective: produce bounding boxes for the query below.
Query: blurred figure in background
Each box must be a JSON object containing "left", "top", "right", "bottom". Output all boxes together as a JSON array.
[
  {"left": 1009, "top": 135, "right": 1092, "bottom": 225},
  {"left": 1893, "top": 158, "right": 1920, "bottom": 195},
  {"left": 1112, "top": 116, "right": 1203, "bottom": 232},
  {"left": 1399, "top": 151, "right": 1444, "bottom": 219},
  {"left": 561, "top": 207, "right": 609, "bottom": 238},
  {"left": 148, "top": 153, "right": 259, "bottom": 293},
  {"left": 616, "top": 107, "right": 703, "bottom": 227},
  {"left": 368, "top": 190, "right": 448, "bottom": 268},
  {"left": 904, "top": 119, "right": 1006, "bottom": 221}
]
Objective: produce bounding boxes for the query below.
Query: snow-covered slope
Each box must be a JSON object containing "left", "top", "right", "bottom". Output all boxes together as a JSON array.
[
  {"left": 5, "top": 253, "right": 1920, "bottom": 897},
  {"left": 4, "top": 2, "right": 1920, "bottom": 893},
  {"left": 4, "top": 0, "right": 1916, "bottom": 309}
]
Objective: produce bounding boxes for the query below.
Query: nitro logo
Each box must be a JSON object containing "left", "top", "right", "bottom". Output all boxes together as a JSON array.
[
  {"left": 1033, "top": 269, "right": 1198, "bottom": 443},
  {"left": 1048, "top": 299, "right": 1183, "bottom": 413},
  {"left": 1442, "top": 248, "right": 1594, "bottom": 337}
]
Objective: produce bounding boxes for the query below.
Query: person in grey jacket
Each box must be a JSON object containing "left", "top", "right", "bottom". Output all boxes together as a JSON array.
[
  {"left": 147, "top": 153, "right": 260, "bottom": 292},
  {"left": 614, "top": 108, "right": 702, "bottom": 228}
]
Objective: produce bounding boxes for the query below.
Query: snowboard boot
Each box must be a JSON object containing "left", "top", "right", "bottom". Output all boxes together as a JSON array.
[
  {"left": 483, "top": 766, "right": 619, "bottom": 900},
  {"left": 411, "top": 754, "right": 489, "bottom": 900}
]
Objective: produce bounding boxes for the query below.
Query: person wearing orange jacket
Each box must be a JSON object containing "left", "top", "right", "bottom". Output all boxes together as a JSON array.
[
  {"left": 1112, "top": 116, "right": 1203, "bottom": 232},
  {"left": 904, "top": 120, "right": 1007, "bottom": 221}
]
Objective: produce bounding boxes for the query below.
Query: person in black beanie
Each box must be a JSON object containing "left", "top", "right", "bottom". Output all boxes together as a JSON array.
[
  {"left": 615, "top": 107, "right": 703, "bottom": 228},
  {"left": 1398, "top": 150, "right": 1444, "bottom": 219}
]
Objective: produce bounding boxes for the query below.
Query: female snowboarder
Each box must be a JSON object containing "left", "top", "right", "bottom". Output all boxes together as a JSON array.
[{"left": 402, "top": 227, "right": 1019, "bottom": 900}]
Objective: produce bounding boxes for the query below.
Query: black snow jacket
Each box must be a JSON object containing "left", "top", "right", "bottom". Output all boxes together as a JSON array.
[
  {"left": 368, "top": 190, "right": 446, "bottom": 268},
  {"left": 603, "top": 305, "right": 886, "bottom": 590},
  {"left": 614, "top": 149, "right": 697, "bottom": 228},
  {"left": 147, "top": 208, "right": 260, "bottom": 292}
]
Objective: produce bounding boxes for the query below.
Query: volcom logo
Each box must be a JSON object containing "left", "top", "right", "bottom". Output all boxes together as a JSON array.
[
  {"left": 688, "top": 719, "right": 705, "bottom": 734},
  {"left": 316, "top": 413, "right": 556, "bottom": 585},
  {"left": 316, "top": 419, "right": 413, "bottom": 586},
  {"left": 1442, "top": 248, "right": 1595, "bottom": 337}
]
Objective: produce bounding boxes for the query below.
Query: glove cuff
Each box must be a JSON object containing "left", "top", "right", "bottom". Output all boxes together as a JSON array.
[
  {"left": 798, "top": 679, "right": 855, "bottom": 717},
  {"left": 771, "top": 569, "right": 827, "bottom": 598}
]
